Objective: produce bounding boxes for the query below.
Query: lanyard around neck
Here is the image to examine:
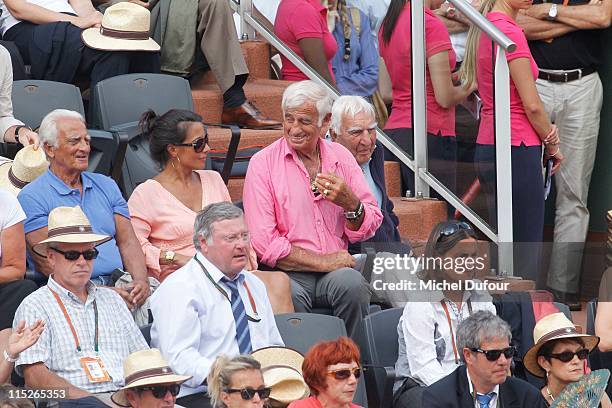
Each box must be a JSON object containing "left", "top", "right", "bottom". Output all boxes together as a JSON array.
[
  {"left": 194, "top": 256, "right": 261, "bottom": 322},
  {"left": 441, "top": 299, "right": 473, "bottom": 364},
  {"left": 49, "top": 288, "right": 99, "bottom": 352}
]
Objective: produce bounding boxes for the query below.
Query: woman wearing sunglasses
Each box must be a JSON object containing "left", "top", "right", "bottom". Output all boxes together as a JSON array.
[
  {"left": 127, "top": 109, "right": 293, "bottom": 313},
  {"left": 289, "top": 337, "right": 362, "bottom": 408},
  {"left": 523, "top": 312, "right": 611, "bottom": 407},
  {"left": 208, "top": 354, "right": 270, "bottom": 408},
  {"left": 393, "top": 220, "right": 496, "bottom": 408}
]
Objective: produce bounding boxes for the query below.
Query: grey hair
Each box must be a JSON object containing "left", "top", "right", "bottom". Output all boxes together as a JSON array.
[
  {"left": 39, "top": 109, "right": 86, "bottom": 149},
  {"left": 456, "top": 310, "right": 512, "bottom": 363},
  {"left": 330, "top": 95, "right": 376, "bottom": 134},
  {"left": 281, "top": 80, "right": 333, "bottom": 126},
  {"left": 193, "top": 202, "right": 244, "bottom": 250},
  {"left": 207, "top": 355, "right": 262, "bottom": 408}
]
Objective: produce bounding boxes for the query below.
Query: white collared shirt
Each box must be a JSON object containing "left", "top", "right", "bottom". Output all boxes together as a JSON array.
[
  {"left": 467, "top": 366, "right": 500, "bottom": 408},
  {"left": 150, "top": 252, "right": 284, "bottom": 398}
]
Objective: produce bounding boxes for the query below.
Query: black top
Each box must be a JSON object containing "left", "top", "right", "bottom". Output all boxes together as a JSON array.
[{"left": 528, "top": 0, "right": 603, "bottom": 70}]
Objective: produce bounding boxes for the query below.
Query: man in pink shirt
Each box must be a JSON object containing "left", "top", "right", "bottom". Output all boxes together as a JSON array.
[{"left": 243, "top": 80, "right": 383, "bottom": 337}]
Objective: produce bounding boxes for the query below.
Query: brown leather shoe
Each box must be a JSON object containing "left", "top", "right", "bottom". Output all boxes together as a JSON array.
[{"left": 222, "top": 101, "right": 281, "bottom": 129}]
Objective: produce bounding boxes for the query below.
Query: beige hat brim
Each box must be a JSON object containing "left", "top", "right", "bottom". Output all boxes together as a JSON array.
[
  {"left": 81, "top": 28, "right": 160, "bottom": 52},
  {"left": 33, "top": 234, "right": 112, "bottom": 257},
  {"left": 523, "top": 333, "right": 600, "bottom": 377},
  {"left": 111, "top": 374, "right": 192, "bottom": 407},
  {"left": 0, "top": 162, "right": 20, "bottom": 196},
  {"left": 263, "top": 366, "right": 310, "bottom": 403}
]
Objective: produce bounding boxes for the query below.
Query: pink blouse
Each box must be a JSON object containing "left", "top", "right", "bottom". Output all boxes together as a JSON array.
[{"left": 128, "top": 170, "right": 257, "bottom": 281}]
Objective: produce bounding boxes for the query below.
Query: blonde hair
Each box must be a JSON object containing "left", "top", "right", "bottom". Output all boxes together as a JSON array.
[
  {"left": 207, "top": 355, "right": 262, "bottom": 408},
  {"left": 458, "top": 0, "right": 498, "bottom": 89}
]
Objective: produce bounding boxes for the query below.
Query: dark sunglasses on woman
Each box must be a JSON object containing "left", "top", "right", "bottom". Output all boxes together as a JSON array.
[
  {"left": 549, "top": 348, "right": 590, "bottom": 362},
  {"left": 49, "top": 247, "right": 99, "bottom": 261},
  {"left": 327, "top": 367, "right": 361, "bottom": 380},
  {"left": 174, "top": 130, "right": 209, "bottom": 153},
  {"left": 225, "top": 387, "right": 272, "bottom": 400},
  {"left": 470, "top": 346, "right": 516, "bottom": 361},
  {"left": 438, "top": 222, "right": 473, "bottom": 242},
  {"left": 136, "top": 384, "right": 181, "bottom": 399}
]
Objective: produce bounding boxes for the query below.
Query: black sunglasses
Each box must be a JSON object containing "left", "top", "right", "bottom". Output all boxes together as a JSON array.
[
  {"left": 470, "top": 346, "right": 516, "bottom": 361},
  {"left": 327, "top": 367, "right": 361, "bottom": 380},
  {"left": 174, "top": 131, "right": 209, "bottom": 153},
  {"left": 438, "top": 222, "right": 473, "bottom": 242},
  {"left": 136, "top": 384, "right": 181, "bottom": 399},
  {"left": 49, "top": 247, "right": 99, "bottom": 261},
  {"left": 224, "top": 387, "right": 271, "bottom": 400},
  {"left": 549, "top": 348, "right": 590, "bottom": 363}
]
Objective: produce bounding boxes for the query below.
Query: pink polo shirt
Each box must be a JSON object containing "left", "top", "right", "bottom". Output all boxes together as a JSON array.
[
  {"left": 476, "top": 12, "right": 541, "bottom": 146},
  {"left": 274, "top": 0, "right": 338, "bottom": 82},
  {"left": 425, "top": 8, "right": 456, "bottom": 137},
  {"left": 379, "top": 5, "right": 456, "bottom": 136},
  {"left": 243, "top": 138, "right": 383, "bottom": 268}
]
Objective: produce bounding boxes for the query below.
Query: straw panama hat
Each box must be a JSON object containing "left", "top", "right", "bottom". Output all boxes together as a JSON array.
[
  {"left": 82, "top": 2, "right": 160, "bottom": 52},
  {"left": 32, "top": 206, "right": 112, "bottom": 257},
  {"left": 523, "top": 312, "right": 599, "bottom": 378},
  {"left": 252, "top": 347, "right": 310, "bottom": 405},
  {"left": 111, "top": 349, "right": 191, "bottom": 407},
  {"left": 0, "top": 145, "right": 48, "bottom": 196}
]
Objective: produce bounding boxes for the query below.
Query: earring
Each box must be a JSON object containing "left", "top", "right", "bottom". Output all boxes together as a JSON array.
[
  {"left": 176, "top": 155, "right": 182, "bottom": 165},
  {"left": 171, "top": 159, "right": 177, "bottom": 170}
]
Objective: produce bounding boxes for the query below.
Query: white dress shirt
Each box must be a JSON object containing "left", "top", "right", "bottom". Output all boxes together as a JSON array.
[
  {"left": 150, "top": 252, "right": 284, "bottom": 398},
  {"left": 467, "top": 366, "right": 500, "bottom": 408},
  {"left": 0, "top": 45, "right": 23, "bottom": 140},
  {"left": 394, "top": 289, "right": 496, "bottom": 389}
]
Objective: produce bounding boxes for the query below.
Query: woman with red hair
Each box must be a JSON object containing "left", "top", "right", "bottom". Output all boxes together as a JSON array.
[{"left": 289, "top": 337, "right": 362, "bottom": 408}]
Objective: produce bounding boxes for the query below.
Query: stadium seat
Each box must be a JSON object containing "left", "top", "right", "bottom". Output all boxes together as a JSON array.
[
  {"left": 553, "top": 301, "right": 573, "bottom": 322},
  {"left": 274, "top": 312, "right": 368, "bottom": 406},
  {"left": 355, "top": 307, "right": 403, "bottom": 408},
  {"left": 140, "top": 323, "right": 152, "bottom": 346},
  {"left": 90, "top": 73, "right": 193, "bottom": 130}
]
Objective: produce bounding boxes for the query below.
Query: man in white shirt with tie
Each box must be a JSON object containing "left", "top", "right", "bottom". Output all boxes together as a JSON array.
[{"left": 150, "top": 202, "right": 284, "bottom": 408}]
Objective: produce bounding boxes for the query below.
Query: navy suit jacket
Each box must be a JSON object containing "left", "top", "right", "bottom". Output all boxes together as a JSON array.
[
  {"left": 422, "top": 366, "right": 548, "bottom": 408},
  {"left": 349, "top": 141, "right": 410, "bottom": 255}
]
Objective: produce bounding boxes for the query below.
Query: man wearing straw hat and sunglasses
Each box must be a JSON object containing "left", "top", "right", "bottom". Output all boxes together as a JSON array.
[{"left": 12, "top": 205, "right": 149, "bottom": 407}]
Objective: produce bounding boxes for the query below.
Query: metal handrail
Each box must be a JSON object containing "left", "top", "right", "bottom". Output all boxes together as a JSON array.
[{"left": 448, "top": 0, "right": 516, "bottom": 52}]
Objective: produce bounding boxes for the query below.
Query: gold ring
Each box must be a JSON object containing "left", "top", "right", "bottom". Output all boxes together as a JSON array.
[
  {"left": 323, "top": 189, "right": 329, "bottom": 196},
  {"left": 325, "top": 181, "right": 331, "bottom": 188}
]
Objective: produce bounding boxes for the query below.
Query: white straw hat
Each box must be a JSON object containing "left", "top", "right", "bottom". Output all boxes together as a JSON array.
[
  {"left": 112, "top": 349, "right": 191, "bottom": 407},
  {"left": 82, "top": 2, "right": 160, "bottom": 52},
  {"left": 32, "top": 206, "right": 112, "bottom": 257},
  {"left": 0, "top": 145, "right": 48, "bottom": 196},
  {"left": 252, "top": 347, "right": 310, "bottom": 406}
]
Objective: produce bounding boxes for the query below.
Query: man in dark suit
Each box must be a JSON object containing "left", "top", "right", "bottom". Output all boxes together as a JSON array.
[{"left": 422, "top": 311, "right": 547, "bottom": 408}]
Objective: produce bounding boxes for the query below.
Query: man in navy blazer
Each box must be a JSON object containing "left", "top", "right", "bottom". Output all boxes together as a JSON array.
[
  {"left": 422, "top": 311, "right": 547, "bottom": 408},
  {"left": 329, "top": 95, "right": 409, "bottom": 256}
]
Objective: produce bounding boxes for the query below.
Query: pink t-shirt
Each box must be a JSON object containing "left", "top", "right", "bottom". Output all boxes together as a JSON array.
[
  {"left": 274, "top": 0, "right": 338, "bottom": 82},
  {"left": 288, "top": 396, "right": 362, "bottom": 408},
  {"left": 476, "top": 12, "right": 541, "bottom": 146},
  {"left": 380, "top": 5, "right": 456, "bottom": 136},
  {"left": 425, "top": 8, "right": 456, "bottom": 137}
]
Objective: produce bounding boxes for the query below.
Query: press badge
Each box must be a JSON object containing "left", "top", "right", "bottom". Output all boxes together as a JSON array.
[{"left": 80, "top": 356, "right": 111, "bottom": 383}]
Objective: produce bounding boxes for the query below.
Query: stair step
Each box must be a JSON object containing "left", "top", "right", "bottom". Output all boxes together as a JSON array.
[
  {"left": 384, "top": 161, "right": 402, "bottom": 198},
  {"left": 192, "top": 79, "right": 291, "bottom": 124},
  {"left": 208, "top": 127, "right": 283, "bottom": 150},
  {"left": 391, "top": 198, "right": 447, "bottom": 244},
  {"left": 191, "top": 40, "right": 272, "bottom": 87}
]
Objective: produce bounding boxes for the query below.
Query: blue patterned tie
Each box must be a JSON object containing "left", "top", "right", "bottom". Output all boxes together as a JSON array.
[
  {"left": 222, "top": 277, "right": 253, "bottom": 354},
  {"left": 476, "top": 392, "right": 496, "bottom": 408}
]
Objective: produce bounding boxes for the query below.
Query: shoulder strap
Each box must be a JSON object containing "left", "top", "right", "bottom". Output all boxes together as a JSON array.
[{"left": 350, "top": 7, "right": 361, "bottom": 36}]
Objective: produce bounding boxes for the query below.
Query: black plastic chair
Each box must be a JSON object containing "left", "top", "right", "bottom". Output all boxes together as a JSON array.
[
  {"left": 355, "top": 307, "right": 403, "bottom": 408},
  {"left": 89, "top": 73, "right": 193, "bottom": 130},
  {"left": 140, "top": 323, "right": 152, "bottom": 346}
]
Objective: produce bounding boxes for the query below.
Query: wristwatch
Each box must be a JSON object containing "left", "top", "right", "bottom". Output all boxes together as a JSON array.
[
  {"left": 344, "top": 202, "right": 364, "bottom": 220},
  {"left": 13, "top": 125, "right": 29, "bottom": 144},
  {"left": 164, "top": 250, "right": 176, "bottom": 264},
  {"left": 547, "top": 3, "right": 558, "bottom": 20}
]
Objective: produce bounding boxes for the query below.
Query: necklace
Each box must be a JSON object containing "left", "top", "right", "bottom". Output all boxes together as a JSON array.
[
  {"left": 307, "top": 146, "right": 321, "bottom": 195},
  {"left": 546, "top": 386, "right": 555, "bottom": 402}
]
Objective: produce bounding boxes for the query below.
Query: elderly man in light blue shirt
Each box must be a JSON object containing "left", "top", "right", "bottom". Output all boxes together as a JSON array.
[{"left": 150, "top": 202, "right": 283, "bottom": 408}]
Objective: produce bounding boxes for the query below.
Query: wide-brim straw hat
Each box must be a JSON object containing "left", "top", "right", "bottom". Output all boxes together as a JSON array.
[
  {"left": 252, "top": 347, "right": 310, "bottom": 405},
  {"left": 112, "top": 349, "right": 191, "bottom": 407},
  {"left": 524, "top": 312, "right": 599, "bottom": 377},
  {"left": 32, "top": 206, "right": 111, "bottom": 257},
  {"left": 0, "top": 145, "right": 48, "bottom": 196},
  {"left": 82, "top": 2, "right": 160, "bottom": 52}
]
